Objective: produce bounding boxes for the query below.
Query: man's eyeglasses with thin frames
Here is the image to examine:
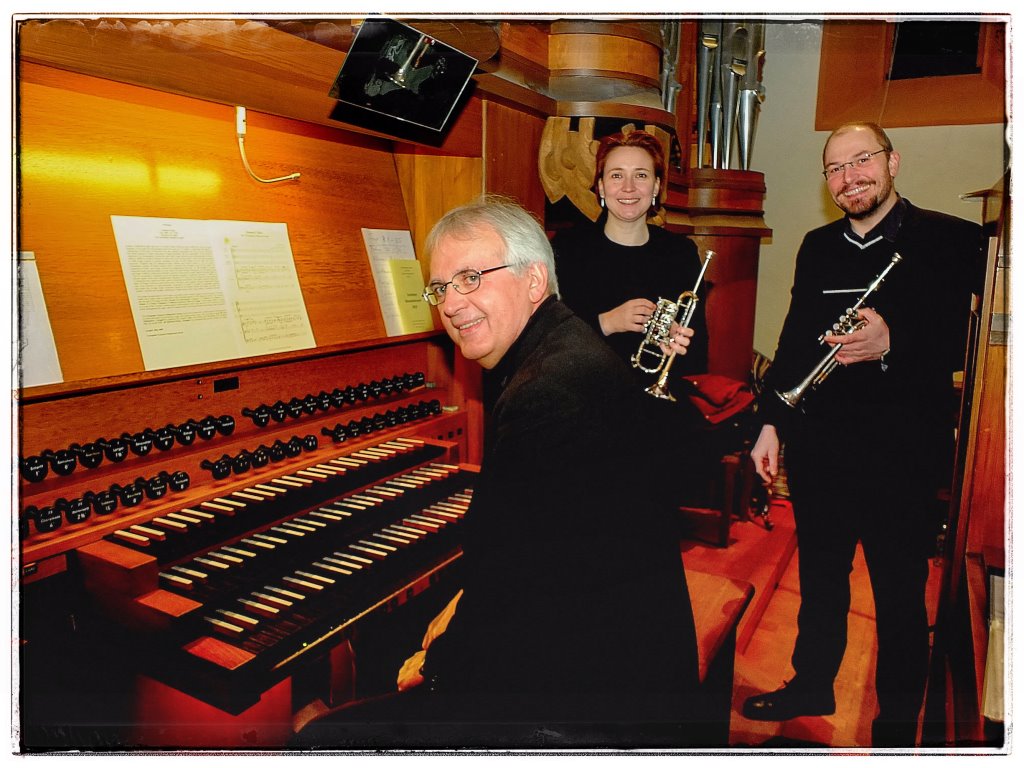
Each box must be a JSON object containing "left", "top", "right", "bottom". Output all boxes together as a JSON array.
[
  {"left": 422, "top": 265, "right": 510, "bottom": 306},
  {"left": 822, "top": 148, "right": 888, "bottom": 179}
]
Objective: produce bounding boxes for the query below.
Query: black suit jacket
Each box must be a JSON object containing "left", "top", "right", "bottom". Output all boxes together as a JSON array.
[
  {"left": 759, "top": 199, "right": 983, "bottom": 484},
  {"left": 425, "top": 297, "right": 699, "bottom": 726}
]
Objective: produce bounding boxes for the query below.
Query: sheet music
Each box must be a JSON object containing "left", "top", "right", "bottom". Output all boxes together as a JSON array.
[
  {"left": 361, "top": 228, "right": 434, "bottom": 336},
  {"left": 111, "top": 216, "right": 315, "bottom": 371},
  {"left": 16, "top": 252, "right": 64, "bottom": 387}
]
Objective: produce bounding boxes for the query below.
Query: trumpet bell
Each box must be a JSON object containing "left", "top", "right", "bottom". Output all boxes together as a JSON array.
[{"left": 645, "top": 380, "right": 676, "bottom": 402}]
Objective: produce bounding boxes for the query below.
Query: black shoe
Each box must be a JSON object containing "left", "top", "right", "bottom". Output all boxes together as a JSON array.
[{"left": 742, "top": 680, "right": 836, "bottom": 721}]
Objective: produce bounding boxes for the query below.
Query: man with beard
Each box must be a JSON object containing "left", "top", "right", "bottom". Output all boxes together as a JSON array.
[{"left": 740, "top": 122, "right": 983, "bottom": 747}]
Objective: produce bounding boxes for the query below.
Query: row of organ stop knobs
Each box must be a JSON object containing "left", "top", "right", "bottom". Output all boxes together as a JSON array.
[
  {"left": 20, "top": 372, "right": 427, "bottom": 483},
  {"left": 20, "top": 373, "right": 437, "bottom": 538}
]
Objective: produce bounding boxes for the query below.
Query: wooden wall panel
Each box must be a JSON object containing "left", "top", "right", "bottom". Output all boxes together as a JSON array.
[
  {"left": 815, "top": 20, "right": 1006, "bottom": 129},
  {"left": 18, "top": 63, "right": 423, "bottom": 383},
  {"left": 483, "top": 101, "right": 547, "bottom": 217},
  {"left": 16, "top": 18, "right": 488, "bottom": 158},
  {"left": 393, "top": 149, "right": 484, "bottom": 267}
]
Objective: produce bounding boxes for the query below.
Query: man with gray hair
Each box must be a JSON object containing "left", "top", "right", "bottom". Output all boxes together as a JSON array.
[{"left": 294, "top": 195, "right": 700, "bottom": 747}]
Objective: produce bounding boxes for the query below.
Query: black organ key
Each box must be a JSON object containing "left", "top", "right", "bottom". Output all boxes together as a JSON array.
[
  {"left": 252, "top": 591, "right": 293, "bottom": 611},
  {"left": 213, "top": 496, "right": 247, "bottom": 510},
  {"left": 313, "top": 559, "right": 353, "bottom": 577},
  {"left": 238, "top": 596, "right": 281, "bottom": 618},
  {"left": 372, "top": 530, "right": 412, "bottom": 547},
  {"left": 231, "top": 489, "right": 269, "bottom": 503},
  {"left": 240, "top": 537, "right": 277, "bottom": 554},
  {"left": 199, "top": 500, "right": 238, "bottom": 517},
  {"left": 159, "top": 571, "right": 194, "bottom": 591},
  {"left": 194, "top": 555, "right": 232, "bottom": 572},
  {"left": 166, "top": 511, "right": 204, "bottom": 528},
  {"left": 206, "top": 613, "right": 252, "bottom": 637},
  {"left": 171, "top": 564, "right": 208, "bottom": 582},
  {"left": 131, "top": 524, "right": 167, "bottom": 541},
  {"left": 222, "top": 544, "right": 258, "bottom": 560},
  {"left": 93, "top": 438, "right": 469, "bottom": 667},
  {"left": 151, "top": 516, "right": 190, "bottom": 533},
  {"left": 208, "top": 550, "right": 246, "bottom": 567},
  {"left": 112, "top": 529, "right": 151, "bottom": 546}
]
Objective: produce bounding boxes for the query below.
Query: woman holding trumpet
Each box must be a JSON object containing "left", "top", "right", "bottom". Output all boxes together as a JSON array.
[{"left": 552, "top": 129, "right": 709, "bottom": 402}]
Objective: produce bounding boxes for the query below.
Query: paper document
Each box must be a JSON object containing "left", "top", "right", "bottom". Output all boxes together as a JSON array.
[
  {"left": 361, "top": 228, "right": 434, "bottom": 335},
  {"left": 16, "top": 252, "right": 64, "bottom": 387},
  {"left": 111, "top": 216, "right": 315, "bottom": 371}
]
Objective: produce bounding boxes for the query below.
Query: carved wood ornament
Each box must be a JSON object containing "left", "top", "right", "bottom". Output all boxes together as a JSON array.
[{"left": 538, "top": 117, "right": 670, "bottom": 224}]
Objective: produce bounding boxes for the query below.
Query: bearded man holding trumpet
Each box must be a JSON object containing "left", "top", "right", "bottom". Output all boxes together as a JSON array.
[{"left": 742, "top": 122, "right": 984, "bottom": 747}]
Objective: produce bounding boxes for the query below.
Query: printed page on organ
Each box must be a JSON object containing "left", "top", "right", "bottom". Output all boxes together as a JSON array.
[{"left": 111, "top": 215, "right": 315, "bottom": 370}]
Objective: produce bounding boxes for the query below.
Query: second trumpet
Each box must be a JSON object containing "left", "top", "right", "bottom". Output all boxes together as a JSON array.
[
  {"left": 776, "top": 251, "right": 902, "bottom": 408},
  {"left": 631, "top": 250, "right": 714, "bottom": 401}
]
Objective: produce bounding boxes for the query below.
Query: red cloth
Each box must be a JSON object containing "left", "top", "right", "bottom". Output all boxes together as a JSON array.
[{"left": 681, "top": 374, "right": 754, "bottom": 424}]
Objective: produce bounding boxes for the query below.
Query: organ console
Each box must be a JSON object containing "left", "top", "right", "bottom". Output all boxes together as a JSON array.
[{"left": 18, "top": 337, "right": 476, "bottom": 749}]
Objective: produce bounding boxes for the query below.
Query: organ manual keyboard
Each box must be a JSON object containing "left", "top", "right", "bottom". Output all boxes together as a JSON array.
[{"left": 17, "top": 338, "right": 477, "bottom": 750}]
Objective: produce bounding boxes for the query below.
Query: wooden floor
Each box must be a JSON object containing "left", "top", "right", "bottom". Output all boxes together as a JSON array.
[{"left": 680, "top": 500, "right": 945, "bottom": 751}]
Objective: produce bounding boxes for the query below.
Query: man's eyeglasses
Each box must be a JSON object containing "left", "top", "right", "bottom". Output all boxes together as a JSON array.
[
  {"left": 822, "top": 149, "right": 888, "bottom": 179},
  {"left": 422, "top": 265, "right": 510, "bottom": 306}
]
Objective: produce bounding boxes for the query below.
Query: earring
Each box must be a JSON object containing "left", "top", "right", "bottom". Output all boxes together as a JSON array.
[
  {"left": 600, "top": 196, "right": 605, "bottom": 208},
  {"left": 652, "top": 195, "right": 658, "bottom": 207}
]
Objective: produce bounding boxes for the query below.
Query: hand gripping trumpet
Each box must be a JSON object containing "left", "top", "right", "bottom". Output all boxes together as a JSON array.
[
  {"left": 631, "top": 250, "right": 714, "bottom": 401},
  {"left": 776, "top": 252, "right": 902, "bottom": 408}
]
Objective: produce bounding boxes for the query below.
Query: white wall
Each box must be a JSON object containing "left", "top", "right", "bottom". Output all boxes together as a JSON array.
[{"left": 749, "top": 21, "right": 1008, "bottom": 357}]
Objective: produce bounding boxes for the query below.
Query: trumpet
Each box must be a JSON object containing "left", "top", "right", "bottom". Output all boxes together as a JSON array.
[
  {"left": 776, "top": 252, "right": 902, "bottom": 408},
  {"left": 631, "top": 250, "right": 715, "bottom": 401}
]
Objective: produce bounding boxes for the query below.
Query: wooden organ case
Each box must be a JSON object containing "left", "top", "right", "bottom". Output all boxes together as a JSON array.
[
  {"left": 15, "top": 18, "right": 506, "bottom": 748},
  {"left": 16, "top": 16, "right": 765, "bottom": 750},
  {"left": 18, "top": 342, "right": 477, "bottom": 749}
]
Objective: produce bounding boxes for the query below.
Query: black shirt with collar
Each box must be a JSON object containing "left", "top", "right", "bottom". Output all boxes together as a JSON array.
[{"left": 759, "top": 197, "right": 982, "bottom": 457}]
